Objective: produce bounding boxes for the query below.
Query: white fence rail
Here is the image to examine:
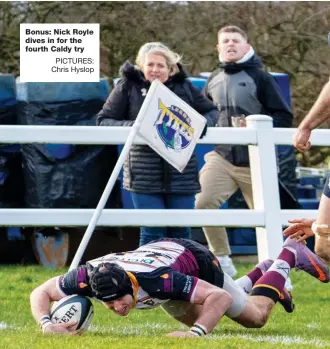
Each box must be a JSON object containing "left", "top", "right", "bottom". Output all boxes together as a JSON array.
[{"left": 0, "top": 115, "right": 327, "bottom": 261}]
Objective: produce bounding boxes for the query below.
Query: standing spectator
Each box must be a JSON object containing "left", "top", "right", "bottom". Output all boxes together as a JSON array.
[
  {"left": 97, "top": 42, "right": 218, "bottom": 246},
  {"left": 195, "top": 26, "right": 293, "bottom": 277}
]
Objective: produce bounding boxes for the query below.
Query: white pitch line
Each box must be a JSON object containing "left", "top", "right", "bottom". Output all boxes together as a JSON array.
[
  {"left": 209, "top": 333, "right": 326, "bottom": 347},
  {"left": 307, "top": 322, "right": 319, "bottom": 329},
  {"left": 88, "top": 322, "right": 184, "bottom": 334},
  {"left": 88, "top": 323, "right": 328, "bottom": 346},
  {"left": 0, "top": 322, "right": 12, "bottom": 330}
]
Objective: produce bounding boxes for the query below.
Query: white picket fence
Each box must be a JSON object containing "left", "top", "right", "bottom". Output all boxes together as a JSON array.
[{"left": 0, "top": 115, "right": 327, "bottom": 261}]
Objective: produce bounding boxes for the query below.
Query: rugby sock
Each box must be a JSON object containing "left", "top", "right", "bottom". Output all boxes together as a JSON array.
[
  {"left": 235, "top": 276, "right": 253, "bottom": 294},
  {"left": 235, "top": 267, "right": 263, "bottom": 294},
  {"left": 251, "top": 248, "right": 296, "bottom": 302}
]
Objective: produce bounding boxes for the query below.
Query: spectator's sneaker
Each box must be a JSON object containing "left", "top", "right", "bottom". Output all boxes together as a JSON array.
[
  {"left": 218, "top": 255, "right": 237, "bottom": 278},
  {"left": 283, "top": 237, "right": 330, "bottom": 283},
  {"left": 256, "top": 259, "right": 294, "bottom": 313}
]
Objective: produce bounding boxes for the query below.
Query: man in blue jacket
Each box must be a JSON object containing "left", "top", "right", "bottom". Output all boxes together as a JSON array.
[{"left": 195, "top": 26, "right": 293, "bottom": 277}]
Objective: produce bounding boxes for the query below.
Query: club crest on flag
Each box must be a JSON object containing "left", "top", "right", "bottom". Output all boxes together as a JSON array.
[
  {"left": 154, "top": 99, "right": 194, "bottom": 153},
  {"left": 137, "top": 79, "right": 207, "bottom": 172}
]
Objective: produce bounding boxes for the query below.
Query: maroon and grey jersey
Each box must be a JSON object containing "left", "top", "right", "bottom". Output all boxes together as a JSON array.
[{"left": 56, "top": 239, "right": 223, "bottom": 309}]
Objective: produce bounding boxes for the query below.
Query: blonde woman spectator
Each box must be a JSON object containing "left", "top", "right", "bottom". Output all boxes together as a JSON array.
[{"left": 97, "top": 42, "right": 218, "bottom": 246}]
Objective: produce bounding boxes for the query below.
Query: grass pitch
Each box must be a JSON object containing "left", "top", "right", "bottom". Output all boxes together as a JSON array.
[{"left": 0, "top": 263, "right": 330, "bottom": 349}]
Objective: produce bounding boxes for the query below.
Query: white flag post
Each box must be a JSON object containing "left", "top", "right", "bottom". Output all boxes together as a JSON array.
[
  {"left": 69, "top": 82, "right": 154, "bottom": 270},
  {"left": 69, "top": 80, "right": 206, "bottom": 270}
]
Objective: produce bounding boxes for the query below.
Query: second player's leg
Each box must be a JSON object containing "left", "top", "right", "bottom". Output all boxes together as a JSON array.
[
  {"left": 231, "top": 296, "right": 275, "bottom": 328},
  {"left": 221, "top": 273, "right": 274, "bottom": 328}
]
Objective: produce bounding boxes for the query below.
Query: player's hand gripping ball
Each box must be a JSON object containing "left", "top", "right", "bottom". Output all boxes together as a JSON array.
[{"left": 50, "top": 295, "right": 94, "bottom": 333}]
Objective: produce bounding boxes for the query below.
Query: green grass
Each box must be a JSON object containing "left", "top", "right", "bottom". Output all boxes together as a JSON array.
[{"left": 0, "top": 263, "right": 330, "bottom": 349}]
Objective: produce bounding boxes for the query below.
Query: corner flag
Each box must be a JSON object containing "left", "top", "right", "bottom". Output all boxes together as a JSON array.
[{"left": 137, "top": 79, "right": 206, "bottom": 172}]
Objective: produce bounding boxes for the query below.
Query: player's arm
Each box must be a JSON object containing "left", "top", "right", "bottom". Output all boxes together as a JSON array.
[
  {"left": 30, "top": 277, "right": 77, "bottom": 334},
  {"left": 191, "top": 279, "right": 232, "bottom": 331},
  {"left": 299, "top": 80, "right": 330, "bottom": 132},
  {"left": 30, "top": 270, "right": 86, "bottom": 335},
  {"left": 30, "top": 277, "right": 63, "bottom": 324},
  {"left": 138, "top": 268, "right": 232, "bottom": 337},
  {"left": 167, "top": 279, "right": 232, "bottom": 338},
  {"left": 293, "top": 80, "right": 330, "bottom": 152},
  {"left": 149, "top": 269, "right": 232, "bottom": 337}
]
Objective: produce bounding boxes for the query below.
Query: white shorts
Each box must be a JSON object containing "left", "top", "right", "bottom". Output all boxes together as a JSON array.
[{"left": 222, "top": 272, "right": 249, "bottom": 318}]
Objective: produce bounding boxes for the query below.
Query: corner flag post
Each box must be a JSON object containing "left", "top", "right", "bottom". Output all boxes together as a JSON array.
[
  {"left": 69, "top": 82, "right": 158, "bottom": 270},
  {"left": 69, "top": 79, "right": 206, "bottom": 270}
]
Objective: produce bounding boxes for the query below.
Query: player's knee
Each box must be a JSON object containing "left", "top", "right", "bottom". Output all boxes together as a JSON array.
[
  {"left": 243, "top": 316, "right": 267, "bottom": 329},
  {"left": 254, "top": 312, "right": 269, "bottom": 328},
  {"left": 253, "top": 318, "right": 267, "bottom": 328},
  {"left": 239, "top": 309, "right": 269, "bottom": 329}
]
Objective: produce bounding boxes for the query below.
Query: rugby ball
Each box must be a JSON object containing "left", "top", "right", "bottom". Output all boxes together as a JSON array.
[{"left": 50, "top": 295, "right": 94, "bottom": 332}]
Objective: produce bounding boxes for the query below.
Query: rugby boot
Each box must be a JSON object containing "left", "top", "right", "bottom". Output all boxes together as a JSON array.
[{"left": 283, "top": 237, "right": 330, "bottom": 283}]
